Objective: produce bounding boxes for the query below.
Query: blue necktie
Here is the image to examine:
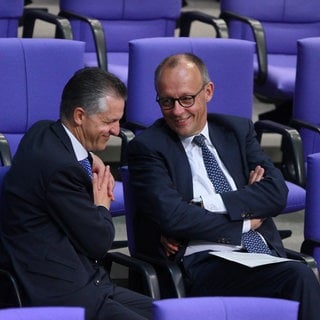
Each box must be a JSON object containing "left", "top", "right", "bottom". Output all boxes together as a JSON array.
[
  {"left": 193, "top": 134, "right": 272, "bottom": 255},
  {"left": 193, "top": 134, "right": 232, "bottom": 193},
  {"left": 79, "top": 157, "right": 92, "bottom": 179}
]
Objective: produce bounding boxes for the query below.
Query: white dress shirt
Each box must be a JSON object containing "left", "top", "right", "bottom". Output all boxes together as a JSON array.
[{"left": 180, "top": 123, "right": 250, "bottom": 255}]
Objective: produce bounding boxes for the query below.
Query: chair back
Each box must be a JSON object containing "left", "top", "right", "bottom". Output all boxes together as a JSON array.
[
  {"left": 59, "top": 0, "right": 181, "bottom": 83},
  {"left": 119, "top": 166, "right": 136, "bottom": 255},
  {"left": 126, "top": 37, "right": 254, "bottom": 130},
  {"left": 152, "top": 297, "right": 299, "bottom": 320},
  {"left": 0, "top": 38, "right": 85, "bottom": 158},
  {"left": 221, "top": 0, "right": 320, "bottom": 55},
  {"left": 220, "top": 0, "right": 320, "bottom": 105},
  {"left": 293, "top": 37, "right": 320, "bottom": 161},
  {"left": 0, "top": 306, "right": 85, "bottom": 320},
  {"left": 0, "top": 0, "right": 24, "bottom": 37},
  {"left": 303, "top": 152, "right": 320, "bottom": 267}
]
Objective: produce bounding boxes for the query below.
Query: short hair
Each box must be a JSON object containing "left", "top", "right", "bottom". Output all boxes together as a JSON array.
[
  {"left": 60, "top": 67, "right": 127, "bottom": 120},
  {"left": 154, "top": 53, "right": 211, "bottom": 90}
]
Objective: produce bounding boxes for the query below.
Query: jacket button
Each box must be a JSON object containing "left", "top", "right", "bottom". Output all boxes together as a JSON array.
[{"left": 95, "top": 279, "right": 100, "bottom": 285}]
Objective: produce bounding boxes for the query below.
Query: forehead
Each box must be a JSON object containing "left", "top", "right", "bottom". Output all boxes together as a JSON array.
[{"left": 97, "top": 95, "right": 124, "bottom": 119}]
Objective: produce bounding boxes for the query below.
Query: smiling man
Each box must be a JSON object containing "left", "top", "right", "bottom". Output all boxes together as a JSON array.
[
  {"left": 0, "top": 67, "right": 152, "bottom": 320},
  {"left": 128, "top": 53, "right": 320, "bottom": 320}
]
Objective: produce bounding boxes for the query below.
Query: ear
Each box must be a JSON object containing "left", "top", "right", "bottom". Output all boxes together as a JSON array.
[
  {"left": 73, "top": 107, "right": 86, "bottom": 126},
  {"left": 205, "top": 82, "right": 214, "bottom": 103}
]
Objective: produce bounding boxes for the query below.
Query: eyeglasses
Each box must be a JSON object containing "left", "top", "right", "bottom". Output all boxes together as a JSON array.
[{"left": 156, "top": 84, "right": 207, "bottom": 110}]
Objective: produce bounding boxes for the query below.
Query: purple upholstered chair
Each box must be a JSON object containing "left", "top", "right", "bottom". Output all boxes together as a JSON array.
[
  {"left": 120, "top": 37, "right": 314, "bottom": 298},
  {"left": 220, "top": 0, "right": 320, "bottom": 124},
  {"left": 292, "top": 37, "right": 320, "bottom": 164},
  {"left": 0, "top": 306, "right": 85, "bottom": 320},
  {"left": 152, "top": 297, "right": 299, "bottom": 320},
  {"left": 58, "top": 0, "right": 182, "bottom": 84},
  {"left": 301, "top": 152, "right": 320, "bottom": 274},
  {"left": 0, "top": 38, "right": 126, "bottom": 219},
  {"left": 0, "top": 0, "right": 24, "bottom": 37}
]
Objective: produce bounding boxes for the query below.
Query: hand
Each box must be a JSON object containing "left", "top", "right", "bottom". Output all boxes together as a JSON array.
[
  {"left": 91, "top": 153, "right": 115, "bottom": 200},
  {"left": 93, "top": 165, "right": 114, "bottom": 209},
  {"left": 250, "top": 218, "right": 265, "bottom": 230},
  {"left": 161, "top": 236, "right": 181, "bottom": 257},
  {"left": 248, "top": 165, "right": 264, "bottom": 185}
]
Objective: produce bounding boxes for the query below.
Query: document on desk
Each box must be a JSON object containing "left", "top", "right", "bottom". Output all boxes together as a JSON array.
[{"left": 209, "top": 251, "right": 300, "bottom": 268}]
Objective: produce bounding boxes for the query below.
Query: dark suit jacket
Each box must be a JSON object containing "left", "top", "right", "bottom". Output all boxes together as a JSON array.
[
  {"left": 127, "top": 114, "right": 288, "bottom": 260},
  {"left": 0, "top": 121, "right": 115, "bottom": 318}
]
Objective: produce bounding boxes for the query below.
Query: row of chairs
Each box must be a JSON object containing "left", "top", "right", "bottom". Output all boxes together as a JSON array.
[
  {"left": 19, "top": 0, "right": 320, "bottom": 126},
  {"left": 0, "top": 297, "right": 300, "bottom": 320},
  {"left": 3, "top": 0, "right": 320, "bottom": 123}
]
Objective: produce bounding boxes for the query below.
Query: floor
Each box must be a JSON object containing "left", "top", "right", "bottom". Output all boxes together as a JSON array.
[{"left": 26, "top": 0, "right": 304, "bottom": 263}]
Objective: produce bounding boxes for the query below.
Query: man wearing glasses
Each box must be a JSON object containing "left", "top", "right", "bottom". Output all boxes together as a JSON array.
[{"left": 127, "top": 53, "right": 320, "bottom": 320}]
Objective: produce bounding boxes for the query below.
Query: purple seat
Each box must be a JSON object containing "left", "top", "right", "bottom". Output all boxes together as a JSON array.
[
  {"left": 0, "top": 306, "right": 85, "bottom": 320},
  {"left": 0, "top": 38, "right": 85, "bottom": 158},
  {"left": 220, "top": 0, "right": 320, "bottom": 124},
  {"left": 119, "top": 37, "right": 314, "bottom": 298},
  {"left": 152, "top": 297, "right": 299, "bottom": 320},
  {"left": 301, "top": 152, "right": 320, "bottom": 273},
  {"left": 0, "top": 0, "right": 24, "bottom": 37},
  {"left": 0, "top": 38, "right": 125, "bottom": 218},
  {"left": 292, "top": 37, "right": 320, "bottom": 163},
  {"left": 58, "top": 0, "right": 182, "bottom": 84}
]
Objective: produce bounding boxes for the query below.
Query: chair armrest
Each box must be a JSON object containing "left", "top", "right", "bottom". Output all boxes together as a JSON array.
[
  {"left": 59, "top": 10, "right": 107, "bottom": 70},
  {"left": 0, "top": 134, "right": 12, "bottom": 166},
  {"left": 220, "top": 10, "right": 267, "bottom": 85},
  {"left": 118, "top": 127, "right": 135, "bottom": 166},
  {"left": 291, "top": 119, "right": 320, "bottom": 135},
  {"left": 105, "top": 252, "right": 161, "bottom": 299},
  {"left": 254, "top": 120, "right": 306, "bottom": 187},
  {"left": 22, "top": 9, "right": 73, "bottom": 39},
  {"left": 285, "top": 248, "right": 319, "bottom": 281},
  {"left": 179, "top": 11, "right": 228, "bottom": 38},
  {"left": 135, "top": 253, "right": 186, "bottom": 298}
]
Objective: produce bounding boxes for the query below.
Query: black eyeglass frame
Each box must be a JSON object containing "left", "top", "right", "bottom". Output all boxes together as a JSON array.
[{"left": 156, "top": 83, "right": 207, "bottom": 110}]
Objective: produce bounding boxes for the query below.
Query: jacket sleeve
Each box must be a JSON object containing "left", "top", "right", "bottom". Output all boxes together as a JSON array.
[
  {"left": 45, "top": 165, "right": 115, "bottom": 259},
  {"left": 128, "top": 137, "right": 243, "bottom": 245},
  {"left": 220, "top": 118, "right": 288, "bottom": 221}
]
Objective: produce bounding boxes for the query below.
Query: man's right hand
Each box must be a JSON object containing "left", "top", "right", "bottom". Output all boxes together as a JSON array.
[{"left": 93, "top": 165, "right": 114, "bottom": 209}]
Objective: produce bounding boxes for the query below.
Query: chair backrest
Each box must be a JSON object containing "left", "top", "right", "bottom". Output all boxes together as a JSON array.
[
  {"left": 220, "top": 0, "right": 320, "bottom": 55},
  {"left": 126, "top": 37, "right": 254, "bottom": 130},
  {"left": 0, "top": 306, "right": 85, "bottom": 320},
  {"left": 293, "top": 37, "right": 320, "bottom": 162},
  {"left": 152, "top": 297, "right": 299, "bottom": 320},
  {"left": 0, "top": 38, "right": 85, "bottom": 158},
  {"left": 59, "top": 0, "right": 181, "bottom": 83},
  {"left": 303, "top": 152, "right": 320, "bottom": 266},
  {"left": 0, "top": 0, "right": 24, "bottom": 37},
  {"left": 220, "top": 0, "right": 320, "bottom": 116}
]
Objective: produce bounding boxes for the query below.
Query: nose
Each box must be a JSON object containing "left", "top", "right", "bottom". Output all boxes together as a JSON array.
[
  {"left": 110, "top": 122, "right": 120, "bottom": 135},
  {"left": 171, "top": 100, "right": 185, "bottom": 114}
]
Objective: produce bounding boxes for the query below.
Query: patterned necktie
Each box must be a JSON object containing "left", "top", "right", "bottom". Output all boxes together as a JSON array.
[
  {"left": 193, "top": 134, "right": 232, "bottom": 193},
  {"left": 242, "top": 230, "right": 272, "bottom": 255},
  {"left": 193, "top": 134, "right": 272, "bottom": 255},
  {"left": 79, "top": 157, "right": 92, "bottom": 179}
]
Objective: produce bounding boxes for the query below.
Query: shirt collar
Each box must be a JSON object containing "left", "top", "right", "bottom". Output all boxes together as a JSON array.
[
  {"left": 62, "top": 124, "right": 88, "bottom": 161},
  {"left": 180, "top": 122, "right": 210, "bottom": 149}
]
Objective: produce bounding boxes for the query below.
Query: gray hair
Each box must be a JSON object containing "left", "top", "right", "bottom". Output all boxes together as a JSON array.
[{"left": 60, "top": 67, "right": 127, "bottom": 120}]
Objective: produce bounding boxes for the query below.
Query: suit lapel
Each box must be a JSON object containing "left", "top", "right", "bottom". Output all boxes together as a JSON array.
[{"left": 208, "top": 122, "right": 244, "bottom": 188}]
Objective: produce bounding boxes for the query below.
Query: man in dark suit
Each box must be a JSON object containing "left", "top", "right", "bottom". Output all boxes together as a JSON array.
[
  {"left": 127, "top": 53, "right": 320, "bottom": 320},
  {"left": 0, "top": 67, "right": 152, "bottom": 320}
]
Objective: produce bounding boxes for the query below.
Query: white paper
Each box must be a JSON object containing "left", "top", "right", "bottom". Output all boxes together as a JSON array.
[{"left": 209, "top": 251, "right": 300, "bottom": 268}]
